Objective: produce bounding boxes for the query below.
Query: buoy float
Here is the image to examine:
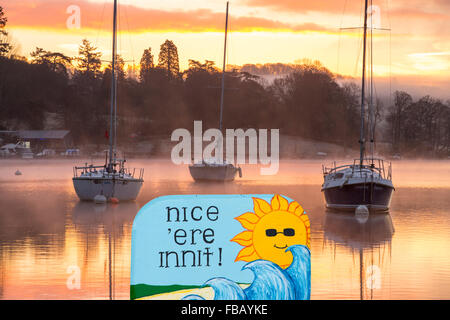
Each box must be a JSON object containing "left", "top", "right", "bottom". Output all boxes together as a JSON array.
[
  {"left": 15, "top": 169, "right": 22, "bottom": 176},
  {"left": 110, "top": 197, "right": 119, "bottom": 204},
  {"left": 94, "top": 194, "right": 107, "bottom": 204},
  {"left": 355, "top": 205, "right": 369, "bottom": 223}
]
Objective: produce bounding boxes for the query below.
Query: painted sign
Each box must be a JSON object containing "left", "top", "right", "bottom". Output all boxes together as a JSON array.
[{"left": 130, "top": 194, "right": 311, "bottom": 300}]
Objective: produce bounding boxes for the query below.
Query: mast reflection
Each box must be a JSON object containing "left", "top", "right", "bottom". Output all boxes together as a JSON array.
[
  {"left": 71, "top": 201, "right": 139, "bottom": 300},
  {"left": 324, "top": 211, "right": 394, "bottom": 300}
]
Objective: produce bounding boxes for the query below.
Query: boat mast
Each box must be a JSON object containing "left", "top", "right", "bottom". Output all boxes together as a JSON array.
[
  {"left": 108, "top": 0, "right": 118, "bottom": 169},
  {"left": 369, "top": 0, "right": 375, "bottom": 164},
  {"left": 219, "top": 1, "right": 229, "bottom": 132},
  {"left": 359, "top": 0, "right": 369, "bottom": 166}
]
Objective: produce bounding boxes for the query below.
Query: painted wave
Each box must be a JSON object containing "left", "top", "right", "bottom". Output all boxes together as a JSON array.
[{"left": 181, "top": 244, "right": 311, "bottom": 300}]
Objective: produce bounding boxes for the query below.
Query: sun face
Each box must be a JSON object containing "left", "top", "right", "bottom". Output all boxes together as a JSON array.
[{"left": 231, "top": 195, "right": 311, "bottom": 269}]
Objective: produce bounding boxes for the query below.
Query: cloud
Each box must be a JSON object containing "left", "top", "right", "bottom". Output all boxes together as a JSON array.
[
  {"left": 243, "top": 0, "right": 358, "bottom": 14},
  {"left": 2, "top": 0, "right": 330, "bottom": 33},
  {"left": 244, "top": 0, "right": 450, "bottom": 16},
  {"left": 243, "top": 0, "right": 450, "bottom": 38}
]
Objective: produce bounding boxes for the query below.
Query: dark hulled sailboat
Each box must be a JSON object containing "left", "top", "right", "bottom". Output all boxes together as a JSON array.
[{"left": 321, "top": 0, "right": 394, "bottom": 211}]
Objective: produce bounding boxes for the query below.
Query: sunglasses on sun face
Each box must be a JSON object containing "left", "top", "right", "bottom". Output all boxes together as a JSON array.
[{"left": 265, "top": 228, "right": 295, "bottom": 237}]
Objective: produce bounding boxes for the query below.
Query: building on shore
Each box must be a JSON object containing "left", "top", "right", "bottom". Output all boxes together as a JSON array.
[{"left": 0, "top": 130, "right": 73, "bottom": 154}]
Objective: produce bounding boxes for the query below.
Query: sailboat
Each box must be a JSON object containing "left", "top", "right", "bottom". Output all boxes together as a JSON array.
[
  {"left": 188, "top": 1, "right": 242, "bottom": 182},
  {"left": 321, "top": 0, "right": 394, "bottom": 211},
  {"left": 73, "top": 0, "right": 144, "bottom": 201}
]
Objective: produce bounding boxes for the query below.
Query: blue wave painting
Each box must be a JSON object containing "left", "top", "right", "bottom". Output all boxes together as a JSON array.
[{"left": 182, "top": 245, "right": 311, "bottom": 300}]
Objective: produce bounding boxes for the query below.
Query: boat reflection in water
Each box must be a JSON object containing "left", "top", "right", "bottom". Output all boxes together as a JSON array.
[
  {"left": 71, "top": 201, "right": 139, "bottom": 300},
  {"left": 323, "top": 211, "right": 394, "bottom": 300}
]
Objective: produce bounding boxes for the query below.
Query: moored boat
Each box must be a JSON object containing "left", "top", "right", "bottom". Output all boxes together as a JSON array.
[
  {"left": 72, "top": 0, "right": 144, "bottom": 201},
  {"left": 321, "top": 0, "right": 394, "bottom": 212},
  {"left": 188, "top": 2, "right": 242, "bottom": 182},
  {"left": 189, "top": 159, "right": 241, "bottom": 182},
  {"left": 322, "top": 159, "right": 394, "bottom": 211}
]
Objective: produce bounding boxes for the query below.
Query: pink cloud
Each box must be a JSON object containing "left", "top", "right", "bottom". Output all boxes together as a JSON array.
[{"left": 2, "top": 0, "right": 330, "bottom": 33}]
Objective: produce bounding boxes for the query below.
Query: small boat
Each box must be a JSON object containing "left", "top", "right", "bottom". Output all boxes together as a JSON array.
[
  {"left": 189, "top": 158, "right": 242, "bottom": 182},
  {"left": 322, "top": 159, "right": 394, "bottom": 211},
  {"left": 188, "top": 1, "right": 241, "bottom": 182},
  {"left": 321, "top": 0, "right": 394, "bottom": 212},
  {"left": 72, "top": 0, "right": 144, "bottom": 201}
]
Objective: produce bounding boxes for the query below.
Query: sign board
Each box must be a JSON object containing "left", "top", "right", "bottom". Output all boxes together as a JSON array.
[{"left": 130, "top": 194, "right": 311, "bottom": 300}]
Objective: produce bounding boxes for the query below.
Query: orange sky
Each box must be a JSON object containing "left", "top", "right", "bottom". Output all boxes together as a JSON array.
[{"left": 2, "top": 0, "right": 449, "bottom": 98}]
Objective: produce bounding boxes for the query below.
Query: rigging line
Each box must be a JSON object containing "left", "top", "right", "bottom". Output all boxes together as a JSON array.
[
  {"left": 94, "top": 0, "right": 107, "bottom": 50},
  {"left": 353, "top": 0, "right": 365, "bottom": 77},
  {"left": 123, "top": 0, "right": 136, "bottom": 73},
  {"left": 370, "top": 0, "right": 374, "bottom": 161},
  {"left": 226, "top": 3, "right": 231, "bottom": 72},
  {"left": 353, "top": 28, "right": 363, "bottom": 80},
  {"left": 113, "top": 0, "right": 122, "bottom": 161},
  {"left": 385, "top": 0, "right": 393, "bottom": 108},
  {"left": 118, "top": 0, "right": 123, "bottom": 60},
  {"left": 336, "top": 0, "right": 349, "bottom": 75}
]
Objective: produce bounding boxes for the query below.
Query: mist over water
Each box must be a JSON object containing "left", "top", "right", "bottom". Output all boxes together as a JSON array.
[{"left": 0, "top": 159, "right": 450, "bottom": 299}]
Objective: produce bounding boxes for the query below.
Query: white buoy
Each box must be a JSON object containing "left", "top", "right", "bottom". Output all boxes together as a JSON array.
[
  {"left": 355, "top": 205, "right": 369, "bottom": 223},
  {"left": 15, "top": 169, "right": 22, "bottom": 176},
  {"left": 94, "top": 194, "right": 107, "bottom": 204}
]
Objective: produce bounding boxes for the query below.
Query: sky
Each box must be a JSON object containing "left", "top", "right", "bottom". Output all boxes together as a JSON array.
[{"left": 2, "top": 0, "right": 450, "bottom": 99}]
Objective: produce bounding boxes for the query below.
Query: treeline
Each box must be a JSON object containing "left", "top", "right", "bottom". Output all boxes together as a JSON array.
[
  {"left": 0, "top": 6, "right": 449, "bottom": 156},
  {"left": 0, "top": 39, "right": 362, "bottom": 149},
  {"left": 386, "top": 91, "right": 450, "bottom": 156}
]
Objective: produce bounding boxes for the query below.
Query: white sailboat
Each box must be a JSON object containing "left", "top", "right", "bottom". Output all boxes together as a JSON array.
[
  {"left": 321, "top": 0, "right": 394, "bottom": 211},
  {"left": 73, "top": 0, "right": 144, "bottom": 201},
  {"left": 188, "top": 1, "right": 242, "bottom": 182}
]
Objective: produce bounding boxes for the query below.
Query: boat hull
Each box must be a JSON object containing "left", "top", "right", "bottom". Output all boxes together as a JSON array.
[
  {"left": 73, "top": 177, "right": 143, "bottom": 201},
  {"left": 189, "top": 165, "right": 239, "bottom": 182},
  {"left": 323, "top": 182, "right": 394, "bottom": 212}
]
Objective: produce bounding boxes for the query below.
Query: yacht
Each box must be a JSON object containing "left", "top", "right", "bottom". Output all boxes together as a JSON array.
[
  {"left": 321, "top": 0, "right": 394, "bottom": 211},
  {"left": 188, "top": 1, "right": 241, "bottom": 182},
  {"left": 73, "top": 0, "right": 144, "bottom": 201}
]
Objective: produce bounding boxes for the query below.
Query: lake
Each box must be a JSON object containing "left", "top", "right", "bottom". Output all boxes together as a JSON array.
[{"left": 0, "top": 159, "right": 449, "bottom": 299}]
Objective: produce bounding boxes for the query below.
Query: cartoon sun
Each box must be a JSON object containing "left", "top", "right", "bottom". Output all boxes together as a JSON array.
[{"left": 231, "top": 194, "right": 310, "bottom": 269}]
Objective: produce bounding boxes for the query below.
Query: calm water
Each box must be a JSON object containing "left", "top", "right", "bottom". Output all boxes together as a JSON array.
[{"left": 0, "top": 159, "right": 449, "bottom": 300}]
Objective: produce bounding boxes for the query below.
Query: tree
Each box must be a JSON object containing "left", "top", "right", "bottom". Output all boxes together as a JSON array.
[
  {"left": 0, "top": 6, "right": 12, "bottom": 56},
  {"left": 139, "top": 47, "right": 154, "bottom": 82},
  {"left": 76, "top": 39, "right": 102, "bottom": 77},
  {"left": 157, "top": 40, "right": 179, "bottom": 78},
  {"left": 185, "top": 59, "right": 218, "bottom": 74},
  {"left": 30, "top": 47, "right": 72, "bottom": 74},
  {"left": 386, "top": 91, "right": 412, "bottom": 153},
  {"left": 268, "top": 63, "right": 359, "bottom": 143},
  {"left": 106, "top": 54, "right": 125, "bottom": 80}
]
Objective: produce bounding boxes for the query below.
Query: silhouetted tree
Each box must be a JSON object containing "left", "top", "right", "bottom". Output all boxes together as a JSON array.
[
  {"left": 386, "top": 93, "right": 450, "bottom": 156},
  {"left": 2, "top": 34, "right": 449, "bottom": 157},
  {"left": 269, "top": 63, "right": 360, "bottom": 144},
  {"left": 30, "top": 47, "right": 71, "bottom": 74},
  {"left": 139, "top": 47, "right": 154, "bottom": 82},
  {"left": 0, "top": 6, "right": 11, "bottom": 57},
  {"left": 386, "top": 91, "right": 412, "bottom": 153},
  {"left": 157, "top": 40, "right": 179, "bottom": 78},
  {"left": 0, "top": 57, "right": 69, "bottom": 130},
  {"left": 76, "top": 39, "right": 102, "bottom": 78},
  {"left": 183, "top": 60, "right": 221, "bottom": 127}
]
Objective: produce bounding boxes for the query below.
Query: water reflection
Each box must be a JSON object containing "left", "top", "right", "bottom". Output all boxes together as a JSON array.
[
  {"left": 1, "top": 159, "right": 450, "bottom": 299},
  {"left": 323, "top": 211, "right": 394, "bottom": 300},
  {"left": 71, "top": 202, "right": 138, "bottom": 300}
]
